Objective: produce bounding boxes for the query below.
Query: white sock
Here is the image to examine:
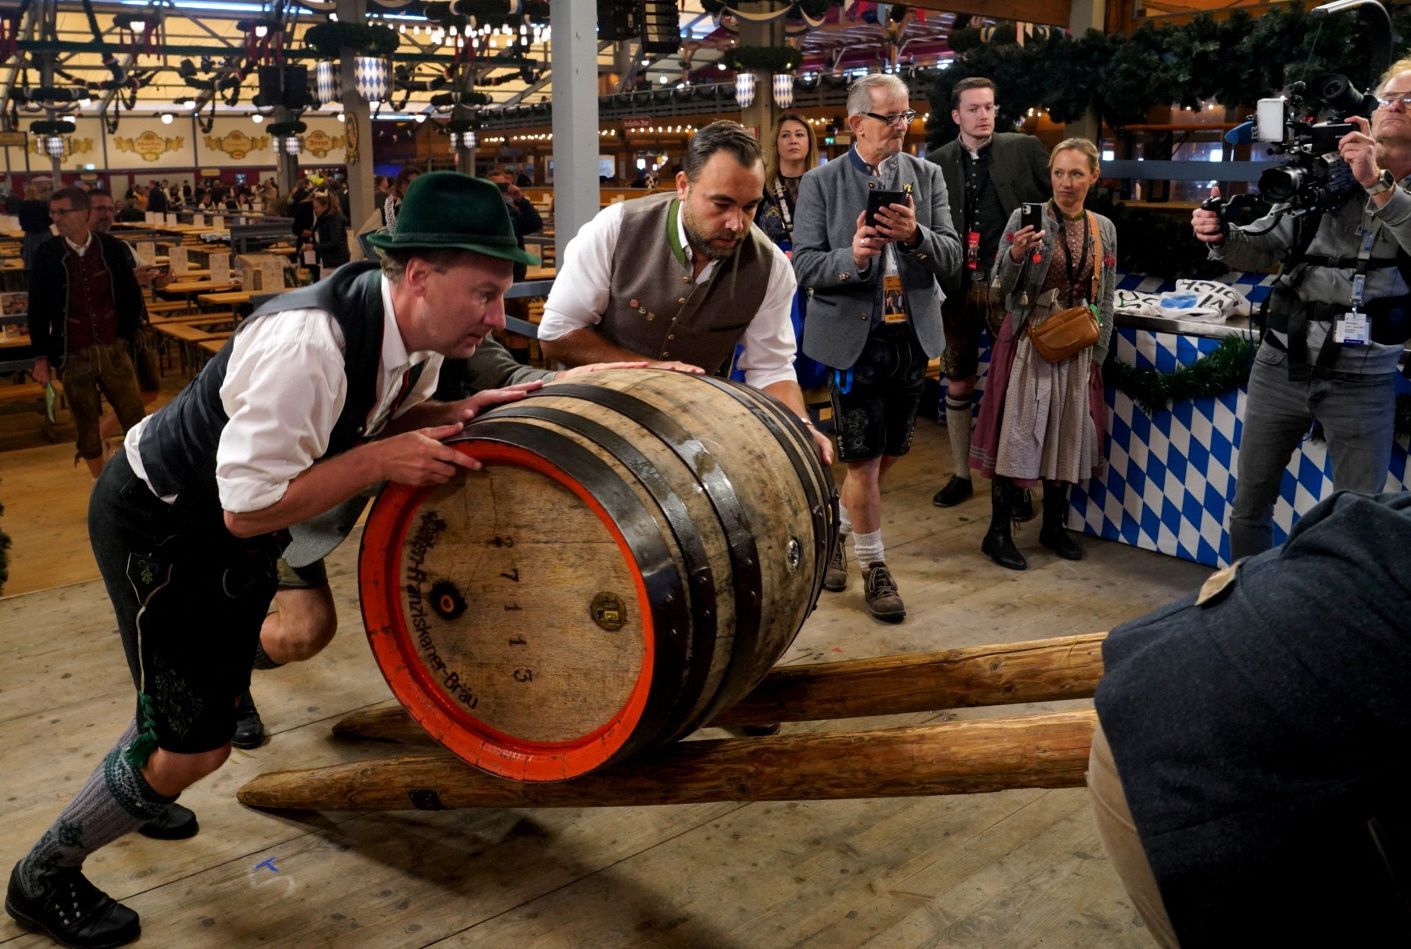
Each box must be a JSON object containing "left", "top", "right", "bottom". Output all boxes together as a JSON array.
[
  {"left": 838, "top": 507, "right": 853, "bottom": 539},
  {"left": 853, "top": 529, "right": 884, "bottom": 567},
  {"left": 945, "top": 393, "right": 974, "bottom": 480}
]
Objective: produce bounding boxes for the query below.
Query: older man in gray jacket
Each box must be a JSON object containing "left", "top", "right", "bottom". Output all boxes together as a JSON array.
[{"left": 793, "top": 72, "right": 962, "bottom": 623}]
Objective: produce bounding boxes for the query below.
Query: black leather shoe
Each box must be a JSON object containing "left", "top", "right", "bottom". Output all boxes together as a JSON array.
[
  {"left": 6, "top": 862, "right": 140, "bottom": 949},
  {"left": 932, "top": 475, "right": 974, "bottom": 507},
  {"left": 1011, "top": 487, "right": 1037, "bottom": 522},
  {"left": 138, "top": 803, "right": 199, "bottom": 841},
  {"left": 231, "top": 691, "right": 265, "bottom": 749},
  {"left": 981, "top": 529, "right": 1028, "bottom": 571},
  {"left": 1040, "top": 527, "right": 1083, "bottom": 561}
]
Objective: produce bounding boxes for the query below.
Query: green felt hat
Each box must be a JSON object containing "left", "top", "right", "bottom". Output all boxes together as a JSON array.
[{"left": 366, "top": 171, "right": 539, "bottom": 265}]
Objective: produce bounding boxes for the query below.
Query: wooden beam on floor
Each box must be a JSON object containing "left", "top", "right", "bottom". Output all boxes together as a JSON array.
[
  {"left": 239, "top": 710, "right": 1097, "bottom": 812},
  {"left": 329, "top": 631, "right": 1107, "bottom": 745}
]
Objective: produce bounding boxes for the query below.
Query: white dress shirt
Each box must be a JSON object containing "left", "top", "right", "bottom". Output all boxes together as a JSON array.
[
  {"left": 539, "top": 199, "right": 800, "bottom": 390},
  {"left": 125, "top": 277, "right": 441, "bottom": 512}
]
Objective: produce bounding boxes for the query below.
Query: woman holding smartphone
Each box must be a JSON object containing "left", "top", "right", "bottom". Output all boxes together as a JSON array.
[{"left": 970, "top": 138, "right": 1117, "bottom": 570}]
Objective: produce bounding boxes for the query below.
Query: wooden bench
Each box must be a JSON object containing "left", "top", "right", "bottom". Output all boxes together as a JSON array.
[{"left": 0, "top": 381, "right": 45, "bottom": 407}]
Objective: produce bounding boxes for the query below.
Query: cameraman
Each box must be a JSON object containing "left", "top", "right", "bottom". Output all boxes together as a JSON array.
[{"left": 1192, "top": 63, "right": 1411, "bottom": 560}]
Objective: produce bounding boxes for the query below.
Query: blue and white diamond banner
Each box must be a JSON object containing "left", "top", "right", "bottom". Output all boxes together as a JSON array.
[{"left": 1068, "top": 326, "right": 1411, "bottom": 567}]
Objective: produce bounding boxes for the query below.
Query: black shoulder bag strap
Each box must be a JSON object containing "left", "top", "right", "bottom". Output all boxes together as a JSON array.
[{"left": 1281, "top": 210, "right": 1329, "bottom": 380}]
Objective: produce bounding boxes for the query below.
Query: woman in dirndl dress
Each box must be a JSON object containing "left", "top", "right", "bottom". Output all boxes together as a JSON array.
[{"left": 970, "top": 138, "right": 1116, "bottom": 570}]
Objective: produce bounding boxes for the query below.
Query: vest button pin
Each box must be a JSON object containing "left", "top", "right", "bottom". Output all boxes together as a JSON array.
[{"left": 677, "top": 297, "right": 686, "bottom": 304}]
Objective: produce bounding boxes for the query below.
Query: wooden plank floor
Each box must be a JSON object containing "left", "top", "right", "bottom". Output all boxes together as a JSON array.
[{"left": 0, "top": 419, "right": 1209, "bottom": 948}]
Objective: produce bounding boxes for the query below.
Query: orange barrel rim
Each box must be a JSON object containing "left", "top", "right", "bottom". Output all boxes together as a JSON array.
[{"left": 359, "top": 439, "right": 664, "bottom": 782}]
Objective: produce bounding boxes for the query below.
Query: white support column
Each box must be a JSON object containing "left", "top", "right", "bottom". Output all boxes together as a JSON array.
[{"left": 550, "top": 0, "right": 600, "bottom": 265}]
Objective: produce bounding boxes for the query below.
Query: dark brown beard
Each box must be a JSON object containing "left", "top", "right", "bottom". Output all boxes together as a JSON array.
[{"left": 682, "top": 204, "right": 741, "bottom": 260}]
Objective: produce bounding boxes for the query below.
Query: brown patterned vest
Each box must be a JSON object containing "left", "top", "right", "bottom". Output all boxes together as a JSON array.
[{"left": 602, "top": 192, "right": 773, "bottom": 374}]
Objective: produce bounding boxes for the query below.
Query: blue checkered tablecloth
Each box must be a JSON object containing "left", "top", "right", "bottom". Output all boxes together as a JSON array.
[{"left": 1068, "top": 325, "right": 1411, "bottom": 567}]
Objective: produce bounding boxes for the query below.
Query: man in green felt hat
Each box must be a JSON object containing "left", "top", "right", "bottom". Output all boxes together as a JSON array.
[{"left": 5, "top": 172, "right": 544, "bottom": 949}]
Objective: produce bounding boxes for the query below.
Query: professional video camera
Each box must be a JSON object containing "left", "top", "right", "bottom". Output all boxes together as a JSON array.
[
  {"left": 1204, "top": 72, "right": 1377, "bottom": 229},
  {"left": 1253, "top": 73, "right": 1378, "bottom": 214}
]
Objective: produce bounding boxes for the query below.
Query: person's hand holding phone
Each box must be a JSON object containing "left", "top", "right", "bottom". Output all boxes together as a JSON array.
[
  {"left": 872, "top": 194, "right": 918, "bottom": 247},
  {"left": 852, "top": 210, "right": 884, "bottom": 271},
  {"left": 1010, "top": 202, "right": 1047, "bottom": 263}
]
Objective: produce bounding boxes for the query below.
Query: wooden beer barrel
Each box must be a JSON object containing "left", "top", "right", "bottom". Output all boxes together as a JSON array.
[{"left": 359, "top": 369, "right": 836, "bottom": 782}]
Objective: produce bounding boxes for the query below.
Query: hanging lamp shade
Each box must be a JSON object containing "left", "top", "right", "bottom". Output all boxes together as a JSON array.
[
  {"left": 772, "top": 72, "right": 794, "bottom": 109},
  {"left": 315, "top": 59, "right": 339, "bottom": 107},
  {"left": 353, "top": 55, "right": 391, "bottom": 102},
  {"left": 735, "top": 71, "right": 755, "bottom": 109},
  {"left": 43, "top": 134, "right": 64, "bottom": 158}
]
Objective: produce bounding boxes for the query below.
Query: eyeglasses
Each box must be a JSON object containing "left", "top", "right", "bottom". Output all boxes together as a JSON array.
[
  {"left": 1376, "top": 93, "right": 1411, "bottom": 110},
  {"left": 864, "top": 110, "right": 918, "bottom": 127},
  {"left": 49, "top": 207, "right": 84, "bottom": 217}
]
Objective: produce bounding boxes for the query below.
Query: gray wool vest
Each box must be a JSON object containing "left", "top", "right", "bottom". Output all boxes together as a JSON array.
[{"left": 601, "top": 192, "right": 773, "bottom": 374}]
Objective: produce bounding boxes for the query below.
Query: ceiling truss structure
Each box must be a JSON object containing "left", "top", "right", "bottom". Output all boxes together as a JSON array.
[{"left": 0, "top": 0, "right": 1174, "bottom": 140}]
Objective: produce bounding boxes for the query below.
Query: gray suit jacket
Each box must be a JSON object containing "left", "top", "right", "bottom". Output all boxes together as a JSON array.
[
  {"left": 930, "top": 132, "right": 1050, "bottom": 294},
  {"left": 792, "top": 150, "right": 962, "bottom": 370}
]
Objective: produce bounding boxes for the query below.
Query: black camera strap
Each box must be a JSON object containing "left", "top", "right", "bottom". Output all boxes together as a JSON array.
[
  {"left": 1287, "top": 209, "right": 1396, "bottom": 378},
  {"left": 1274, "top": 210, "right": 1325, "bottom": 377}
]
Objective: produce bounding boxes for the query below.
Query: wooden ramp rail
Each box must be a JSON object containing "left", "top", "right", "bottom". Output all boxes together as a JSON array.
[
  {"left": 238, "top": 633, "right": 1107, "bottom": 812},
  {"left": 237, "top": 711, "right": 1098, "bottom": 811},
  {"left": 328, "top": 631, "right": 1108, "bottom": 745}
]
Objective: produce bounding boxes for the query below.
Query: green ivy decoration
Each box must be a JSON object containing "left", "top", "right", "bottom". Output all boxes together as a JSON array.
[
  {"left": 304, "top": 22, "right": 399, "bottom": 58},
  {"left": 1105, "top": 338, "right": 1411, "bottom": 441},
  {"left": 726, "top": 45, "right": 803, "bottom": 73},
  {"left": 928, "top": 6, "right": 1411, "bottom": 150},
  {"left": 1104, "top": 335, "right": 1255, "bottom": 415}
]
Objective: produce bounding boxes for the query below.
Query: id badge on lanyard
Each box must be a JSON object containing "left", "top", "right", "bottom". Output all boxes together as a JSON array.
[
  {"left": 1338, "top": 217, "right": 1378, "bottom": 346},
  {"left": 882, "top": 274, "right": 907, "bottom": 324}
]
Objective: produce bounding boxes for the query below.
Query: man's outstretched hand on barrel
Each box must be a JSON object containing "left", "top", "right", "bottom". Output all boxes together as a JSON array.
[
  {"left": 378, "top": 424, "right": 482, "bottom": 484},
  {"left": 382, "top": 381, "right": 544, "bottom": 435},
  {"left": 446, "top": 381, "right": 545, "bottom": 424},
  {"left": 551, "top": 360, "right": 649, "bottom": 380}
]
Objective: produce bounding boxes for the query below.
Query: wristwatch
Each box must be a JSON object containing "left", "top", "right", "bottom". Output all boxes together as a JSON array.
[{"left": 1366, "top": 168, "right": 1397, "bottom": 196}]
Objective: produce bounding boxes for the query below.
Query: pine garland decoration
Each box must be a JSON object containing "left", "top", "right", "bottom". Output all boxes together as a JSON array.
[{"left": 1103, "top": 335, "right": 1255, "bottom": 415}]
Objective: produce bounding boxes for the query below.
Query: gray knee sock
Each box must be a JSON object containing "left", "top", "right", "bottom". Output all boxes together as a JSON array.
[
  {"left": 945, "top": 393, "right": 975, "bottom": 480},
  {"left": 18, "top": 722, "right": 175, "bottom": 887}
]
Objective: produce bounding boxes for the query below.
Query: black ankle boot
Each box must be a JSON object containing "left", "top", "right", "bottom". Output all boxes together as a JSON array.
[
  {"left": 981, "top": 480, "right": 1027, "bottom": 571},
  {"left": 1039, "top": 480, "right": 1083, "bottom": 560}
]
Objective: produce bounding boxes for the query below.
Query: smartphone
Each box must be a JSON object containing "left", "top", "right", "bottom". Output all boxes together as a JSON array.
[
  {"left": 865, "top": 189, "right": 906, "bottom": 228},
  {"left": 1021, "top": 202, "right": 1045, "bottom": 232}
]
